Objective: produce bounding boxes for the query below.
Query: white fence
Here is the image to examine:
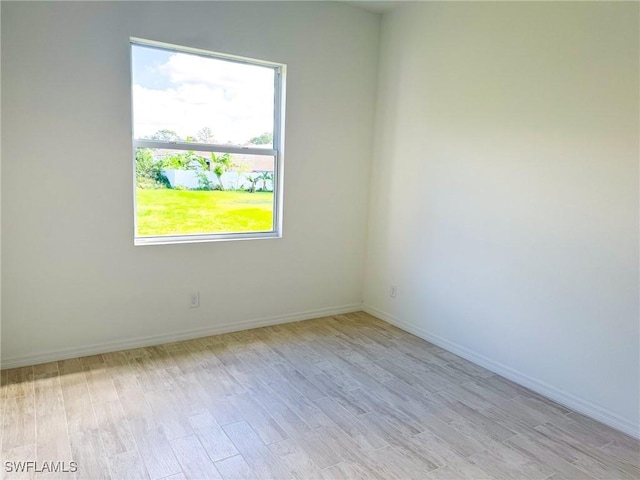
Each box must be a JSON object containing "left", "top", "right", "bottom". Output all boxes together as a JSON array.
[{"left": 163, "top": 169, "right": 273, "bottom": 191}]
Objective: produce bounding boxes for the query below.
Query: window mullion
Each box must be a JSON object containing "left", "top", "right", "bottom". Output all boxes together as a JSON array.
[{"left": 133, "top": 139, "right": 276, "bottom": 156}]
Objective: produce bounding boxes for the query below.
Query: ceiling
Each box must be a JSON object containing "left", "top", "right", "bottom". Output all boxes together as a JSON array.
[{"left": 342, "top": 1, "right": 405, "bottom": 14}]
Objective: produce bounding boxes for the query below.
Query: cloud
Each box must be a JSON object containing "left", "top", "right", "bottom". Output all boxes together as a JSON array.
[{"left": 133, "top": 52, "right": 275, "bottom": 144}]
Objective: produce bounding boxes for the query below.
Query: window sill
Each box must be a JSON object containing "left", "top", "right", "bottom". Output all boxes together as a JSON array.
[{"left": 134, "top": 231, "right": 281, "bottom": 246}]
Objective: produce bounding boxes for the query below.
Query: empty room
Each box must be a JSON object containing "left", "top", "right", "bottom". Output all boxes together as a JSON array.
[{"left": 1, "top": 1, "right": 638, "bottom": 479}]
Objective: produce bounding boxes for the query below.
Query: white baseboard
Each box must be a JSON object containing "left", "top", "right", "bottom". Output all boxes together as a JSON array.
[
  {"left": 1, "top": 303, "right": 362, "bottom": 370},
  {"left": 5, "top": 301, "right": 637, "bottom": 439},
  {"left": 363, "top": 304, "right": 640, "bottom": 440}
]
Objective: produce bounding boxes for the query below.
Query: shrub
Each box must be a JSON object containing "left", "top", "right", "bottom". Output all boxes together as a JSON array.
[
  {"left": 136, "top": 148, "right": 170, "bottom": 189},
  {"left": 195, "top": 171, "right": 215, "bottom": 191}
]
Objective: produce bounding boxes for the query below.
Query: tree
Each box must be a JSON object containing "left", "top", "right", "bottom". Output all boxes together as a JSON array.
[
  {"left": 150, "top": 129, "right": 180, "bottom": 142},
  {"left": 136, "top": 148, "right": 154, "bottom": 173},
  {"left": 135, "top": 148, "right": 170, "bottom": 189},
  {"left": 196, "top": 127, "right": 215, "bottom": 144},
  {"left": 162, "top": 151, "right": 192, "bottom": 170},
  {"left": 245, "top": 173, "right": 259, "bottom": 193},
  {"left": 249, "top": 132, "right": 273, "bottom": 145},
  {"left": 257, "top": 171, "right": 273, "bottom": 192},
  {"left": 211, "top": 152, "right": 233, "bottom": 190},
  {"left": 193, "top": 155, "right": 209, "bottom": 171}
]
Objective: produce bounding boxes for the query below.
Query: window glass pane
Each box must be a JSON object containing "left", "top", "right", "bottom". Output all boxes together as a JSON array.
[
  {"left": 132, "top": 44, "right": 275, "bottom": 148},
  {"left": 135, "top": 147, "right": 275, "bottom": 236}
]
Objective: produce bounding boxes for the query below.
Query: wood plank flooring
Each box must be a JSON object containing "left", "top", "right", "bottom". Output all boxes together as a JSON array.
[{"left": 1, "top": 312, "right": 638, "bottom": 479}]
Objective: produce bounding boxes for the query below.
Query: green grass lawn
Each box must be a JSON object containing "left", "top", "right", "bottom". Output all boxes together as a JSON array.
[{"left": 136, "top": 189, "right": 274, "bottom": 236}]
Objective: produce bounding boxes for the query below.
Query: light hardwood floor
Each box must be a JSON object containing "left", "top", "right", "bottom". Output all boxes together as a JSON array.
[{"left": 1, "top": 312, "right": 638, "bottom": 479}]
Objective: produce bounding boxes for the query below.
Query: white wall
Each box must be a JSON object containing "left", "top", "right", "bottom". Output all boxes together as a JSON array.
[
  {"left": 363, "top": 2, "right": 639, "bottom": 436},
  {"left": 1, "top": 2, "right": 379, "bottom": 364}
]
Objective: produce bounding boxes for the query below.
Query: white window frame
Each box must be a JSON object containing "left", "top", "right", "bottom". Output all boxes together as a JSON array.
[{"left": 131, "top": 38, "right": 286, "bottom": 246}]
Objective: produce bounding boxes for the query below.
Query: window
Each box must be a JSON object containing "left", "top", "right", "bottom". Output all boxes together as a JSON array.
[{"left": 131, "top": 38, "right": 285, "bottom": 245}]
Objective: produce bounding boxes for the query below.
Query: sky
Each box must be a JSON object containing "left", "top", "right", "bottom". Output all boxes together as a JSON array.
[{"left": 132, "top": 44, "right": 275, "bottom": 145}]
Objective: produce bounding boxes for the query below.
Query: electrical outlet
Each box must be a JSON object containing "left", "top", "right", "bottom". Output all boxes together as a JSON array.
[
  {"left": 189, "top": 292, "right": 200, "bottom": 308},
  {"left": 390, "top": 284, "right": 398, "bottom": 298}
]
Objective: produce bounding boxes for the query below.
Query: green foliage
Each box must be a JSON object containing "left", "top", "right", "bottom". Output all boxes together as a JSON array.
[
  {"left": 211, "top": 152, "right": 234, "bottom": 191},
  {"left": 244, "top": 173, "right": 259, "bottom": 193},
  {"left": 162, "top": 152, "right": 188, "bottom": 170},
  {"left": 136, "top": 148, "right": 154, "bottom": 174},
  {"left": 257, "top": 171, "right": 274, "bottom": 192},
  {"left": 161, "top": 151, "right": 207, "bottom": 171},
  {"left": 249, "top": 132, "right": 273, "bottom": 145},
  {"left": 193, "top": 155, "right": 209, "bottom": 171},
  {"left": 136, "top": 148, "right": 170, "bottom": 189},
  {"left": 195, "top": 171, "right": 216, "bottom": 191},
  {"left": 138, "top": 128, "right": 258, "bottom": 192}
]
